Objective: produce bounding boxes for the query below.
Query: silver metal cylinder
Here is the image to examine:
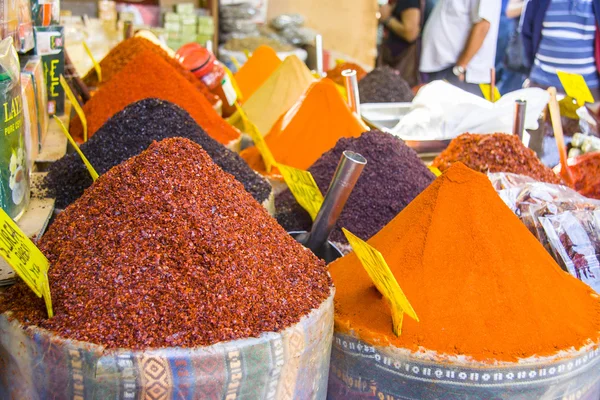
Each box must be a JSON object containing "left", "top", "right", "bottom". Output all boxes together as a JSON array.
[
  {"left": 304, "top": 151, "right": 367, "bottom": 251},
  {"left": 205, "top": 40, "right": 213, "bottom": 54},
  {"left": 315, "top": 34, "right": 324, "bottom": 77},
  {"left": 513, "top": 99, "right": 527, "bottom": 140},
  {"left": 342, "top": 69, "right": 361, "bottom": 116}
]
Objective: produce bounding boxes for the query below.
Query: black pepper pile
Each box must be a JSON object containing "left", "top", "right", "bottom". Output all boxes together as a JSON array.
[
  {"left": 43, "top": 98, "right": 271, "bottom": 209},
  {"left": 358, "top": 66, "right": 415, "bottom": 103},
  {"left": 276, "top": 130, "right": 435, "bottom": 243},
  {"left": 1, "top": 138, "right": 331, "bottom": 349}
]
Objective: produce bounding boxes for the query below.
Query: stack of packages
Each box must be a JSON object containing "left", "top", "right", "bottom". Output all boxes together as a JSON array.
[
  {"left": 163, "top": 3, "right": 214, "bottom": 51},
  {"left": 490, "top": 172, "right": 600, "bottom": 294},
  {"left": 219, "top": 1, "right": 260, "bottom": 43},
  {"left": 31, "top": 0, "right": 64, "bottom": 115}
]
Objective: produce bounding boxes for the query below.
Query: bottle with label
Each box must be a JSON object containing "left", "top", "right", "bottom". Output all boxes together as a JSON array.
[{"left": 176, "top": 43, "right": 237, "bottom": 117}]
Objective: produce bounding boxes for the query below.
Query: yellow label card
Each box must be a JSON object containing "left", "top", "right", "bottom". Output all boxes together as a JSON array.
[
  {"left": 234, "top": 103, "right": 276, "bottom": 172},
  {"left": 428, "top": 166, "right": 442, "bottom": 177},
  {"left": 83, "top": 40, "right": 102, "bottom": 83},
  {"left": 559, "top": 96, "right": 581, "bottom": 120},
  {"left": 60, "top": 75, "right": 88, "bottom": 142},
  {"left": 53, "top": 115, "right": 99, "bottom": 181},
  {"left": 343, "top": 228, "right": 419, "bottom": 336},
  {"left": 277, "top": 164, "right": 324, "bottom": 220},
  {"left": 0, "top": 208, "right": 53, "bottom": 317},
  {"left": 479, "top": 84, "right": 501, "bottom": 102},
  {"left": 557, "top": 71, "right": 595, "bottom": 104}
]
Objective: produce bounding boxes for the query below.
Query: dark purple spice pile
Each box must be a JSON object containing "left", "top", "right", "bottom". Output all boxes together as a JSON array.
[
  {"left": 43, "top": 98, "right": 271, "bottom": 209},
  {"left": 358, "top": 67, "right": 415, "bottom": 103},
  {"left": 276, "top": 130, "right": 435, "bottom": 243},
  {"left": 1, "top": 138, "right": 331, "bottom": 349}
]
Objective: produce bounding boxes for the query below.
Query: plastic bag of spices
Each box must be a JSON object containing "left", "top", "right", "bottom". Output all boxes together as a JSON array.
[{"left": 0, "top": 291, "right": 334, "bottom": 400}]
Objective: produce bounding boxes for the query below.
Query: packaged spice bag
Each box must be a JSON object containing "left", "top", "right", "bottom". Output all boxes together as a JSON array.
[{"left": 0, "top": 37, "right": 29, "bottom": 220}]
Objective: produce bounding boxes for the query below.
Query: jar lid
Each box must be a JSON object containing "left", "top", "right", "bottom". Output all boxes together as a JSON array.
[{"left": 175, "top": 43, "right": 215, "bottom": 78}]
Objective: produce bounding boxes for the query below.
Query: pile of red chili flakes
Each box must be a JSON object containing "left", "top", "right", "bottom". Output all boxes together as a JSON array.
[
  {"left": 433, "top": 133, "right": 562, "bottom": 184},
  {"left": 569, "top": 151, "right": 600, "bottom": 199},
  {"left": 0, "top": 138, "right": 332, "bottom": 350}
]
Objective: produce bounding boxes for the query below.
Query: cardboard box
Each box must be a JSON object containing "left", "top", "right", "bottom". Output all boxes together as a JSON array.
[
  {"left": 33, "top": 25, "right": 64, "bottom": 116},
  {"left": 22, "top": 57, "right": 48, "bottom": 149}
]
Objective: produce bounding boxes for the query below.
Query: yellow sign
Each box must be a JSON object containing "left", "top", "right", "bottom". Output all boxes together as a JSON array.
[
  {"left": 222, "top": 64, "right": 243, "bottom": 104},
  {"left": 277, "top": 164, "right": 324, "bottom": 220},
  {"left": 229, "top": 55, "right": 241, "bottom": 70},
  {"left": 335, "top": 58, "right": 346, "bottom": 65},
  {"left": 343, "top": 229, "right": 419, "bottom": 336},
  {"left": 559, "top": 96, "right": 581, "bottom": 120},
  {"left": 83, "top": 41, "right": 102, "bottom": 83},
  {"left": 557, "top": 71, "right": 595, "bottom": 104},
  {"left": 234, "top": 103, "right": 276, "bottom": 172},
  {"left": 428, "top": 166, "right": 442, "bottom": 177},
  {"left": 53, "top": 115, "right": 99, "bottom": 181},
  {"left": 60, "top": 75, "right": 88, "bottom": 142},
  {"left": 0, "top": 208, "right": 53, "bottom": 317},
  {"left": 479, "top": 84, "right": 501, "bottom": 102}
]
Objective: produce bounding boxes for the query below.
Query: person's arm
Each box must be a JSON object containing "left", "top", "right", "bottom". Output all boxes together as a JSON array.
[
  {"left": 520, "top": 0, "right": 535, "bottom": 68},
  {"left": 455, "top": 19, "right": 491, "bottom": 81},
  {"left": 385, "top": 8, "right": 422, "bottom": 42},
  {"left": 506, "top": 0, "right": 524, "bottom": 19}
]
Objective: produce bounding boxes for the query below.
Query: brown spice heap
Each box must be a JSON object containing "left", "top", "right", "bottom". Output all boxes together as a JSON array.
[
  {"left": 325, "top": 62, "right": 367, "bottom": 87},
  {"left": 83, "top": 37, "right": 218, "bottom": 105},
  {"left": 0, "top": 138, "right": 331, "bottom": 350},
  {"left": 433, "top": 133, "right": 562, "bottom": 184}
]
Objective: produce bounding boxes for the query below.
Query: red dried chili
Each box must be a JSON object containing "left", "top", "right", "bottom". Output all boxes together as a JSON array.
[
  {"left": 70, "top": 50, "right": 240, "bottom": 145},
  {"left": 0, "top": 138, "right": 331, "bottom": 349},
  {"left": 433, "top": 133, "right": 562, "bottom": 184}
]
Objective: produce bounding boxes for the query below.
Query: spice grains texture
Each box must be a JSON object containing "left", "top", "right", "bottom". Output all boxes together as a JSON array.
[
  {"left": 276, "top": 130, "right": 435, "bottom": 243},
  {"left": 330, "top": 163, "right": 600, "bottom": 362},
  {"left": 358, "top": 66, "right": 415, "bottom": 103},
  {"left": 1, "top": 138, "right": 331, "bottom": 349},
  {"left": 44, "top": 98, "right": 271, "bottom": 209},
  {"left": 70, "top": 50, "right": 240, "bottom": 145},
  {"left": 433, "top": 133, "right": 562, "bottom": 184}
]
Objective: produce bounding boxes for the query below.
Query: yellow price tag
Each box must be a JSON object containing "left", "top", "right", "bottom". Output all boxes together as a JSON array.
[
  {"left": 223, "top": 64, "right": 243, "bottom": 104},
  {"left": 479, "top": 84, "right": 501, "bottom": 102},
  {"left": 83, "top": 40, "right": 102, "bottom": 83},
  {"left": 559, "top": 96, "right": 581, "bottom": 120},
  {"left": 243, "top": 49, "right": 251, "bottom": 59},
  {"left": 229, "top": 55, "right": 241, "bottom": 70},
  {"left": 343, "top": 229, "right": 419, "bottom": 336},
  {"left": 53, "top": 115, "right": 99, "bottom": 181},
  {"left": 234, "top": 103, "right": 276, "bottom": 172},
  {"left": 557, "top": 71, "right": 595, "bottom": 104},
  {"left": 428, "top": 166, "right": 442, "bottom": 177},
  {"left": 60, "top": 75, "right": 88, "bottom": 142},
  {"left": 335, "top": 58, "right": 346, "bottom": 66},
  {"left": 0, "top": 208, "right": 53, "bottom": 317},
  {"left": 277, "top": 164, "right": 324, "bottom": 220}
]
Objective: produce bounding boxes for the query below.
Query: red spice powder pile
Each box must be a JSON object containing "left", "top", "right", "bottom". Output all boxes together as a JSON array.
[
  {"left": 70, "top": 50, "right": 240, "bottom": 145},
  {"left": 569, "top": 151, "right": 600, "bottom": 199},
  {"left": 0, "top": 138, "right": 331, "bottom": 349},
  {"left": 83, "top": 36, "right": 218, "bottom": 105},
  {"left": 330, "top": 162, "right": 600, "bottom": 362},
  {"left": 325, "top": 62, "right": 367, "bottom": 87},
  {"left": 433, "top": 133, "right": 562, "bottom": 184}
]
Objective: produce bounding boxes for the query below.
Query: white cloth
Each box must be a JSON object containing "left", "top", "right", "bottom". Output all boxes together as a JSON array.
[{"left": 419, "top": 0, "right": 502, "bottom": 83}]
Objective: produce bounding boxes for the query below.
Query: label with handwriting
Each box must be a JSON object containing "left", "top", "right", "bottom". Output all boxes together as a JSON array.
[
  {"left": 83, "top": 41, "right": 102, "bottom": 83},
  {"left": 278, "top": 164, "right": 324, "bottom": 220},
  {"left": 53, "top": 115, "right": 99, "bottom": 181},
  {"left": 60, "top": 75, "right": 88, "bottom": 142},
  {"left": 479, "top": 84, "right": 501, "bottom": 102},
  {"left": 557, "top": 71, "right": 595, "bottom": 104},
  {"left": 234, "top": 103, "right": 276, "bottom": 172},
  {"left": 0, "top": 208, "right": 53, "bottom": 317},
  {"left": 343, "top": 228, "right": 419, "bottom": 336}
]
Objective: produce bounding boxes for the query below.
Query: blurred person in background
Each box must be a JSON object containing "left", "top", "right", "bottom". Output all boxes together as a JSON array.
[
  {"left": 522, "top": 0, "right": 600, "bottom": 98},
  {"left": 495, "top": 0, "right": 527, "bottom": 94},
  {"left": 378, "top": 0, "right": 424, "bottom": 86},
  {"left": 419, "top": 0, "right": 502, "bottom": 95}
]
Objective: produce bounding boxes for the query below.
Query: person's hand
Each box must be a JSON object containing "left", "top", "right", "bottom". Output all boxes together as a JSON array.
[
  {"left": 457, "top": 73, "right": 465, "bottom": 82},
  {"left": 379, "top": 4, "right": 392, "bottom": 22}
]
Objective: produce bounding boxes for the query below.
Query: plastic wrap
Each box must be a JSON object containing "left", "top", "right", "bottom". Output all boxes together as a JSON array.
[
  {"left": 270, "top": 14, "right": 305, "bottom": 30},
  {"left": 490, "top": 172, "right": 600, "bottom": 291},
  {"left": 0, "top": 290, "right": 334, "bottom": 399},
  {"left": 328, "top": 332, "right": 600, "bottom": 400},
  {"left": 220, "top": 3, "right": 258, "bottom": 20}
]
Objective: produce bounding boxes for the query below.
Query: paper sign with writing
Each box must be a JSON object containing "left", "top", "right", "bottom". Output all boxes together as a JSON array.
[
  {"left": 557, "top": 71, "right": 595, "bottom": 104},
  {"left": 53, "top": 115, "right": 99, "bottom": 181},
  {"left": 60, "top": 75, "right": 88, "bottom": 142},
  {"left": 559, "top": 96, "right": 581, "bottom": 120},
  {"left": 343, "top": 228, "right": 419, "bottom": 336},
  {"left": 428, "top": 166, "right": 442, "bottom": 177},
  {"left": 234, "top": 103, "right": 276, "bottom": 172},
  {"left": 0, "top": 208, "right": 53, "bottom": 317},
  {"left": 278, "top": 164, "right": 324, "bottom": 220},
  {"left": 83, "top": 40, "right": 102, "bottom": 83},
  {"left": 479, "top": 84, "right": 501, "bottom": 102}
]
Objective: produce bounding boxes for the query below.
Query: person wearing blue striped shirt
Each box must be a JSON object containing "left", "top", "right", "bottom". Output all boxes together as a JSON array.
[{"left": 522, "top": 0, "right": 600, "bottom": 97}]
